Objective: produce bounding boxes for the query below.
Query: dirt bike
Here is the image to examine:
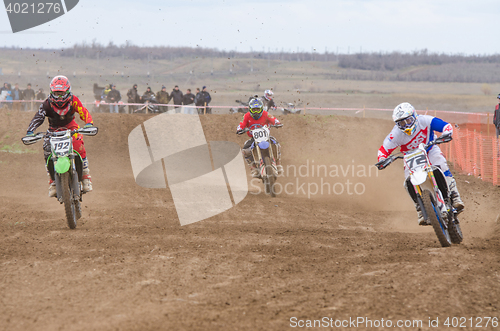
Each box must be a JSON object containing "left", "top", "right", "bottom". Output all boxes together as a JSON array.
[
  {"left": 229, "top": 100, "right": 249, "bottom": 114},
  {"left": 22, "top": 126, "right": 98, "bottom": 229},
  {"left": 134, "top": 95, "right": 159, "bottom": 113},
  {"left": 281, "top": 102, "right": 302, "bottom": 115},
  {"left": 375, "top": 134, "right": 463, "bottom": 247},
  {"left": 238, "top": 124, "right": 282, "bottom": 197}
]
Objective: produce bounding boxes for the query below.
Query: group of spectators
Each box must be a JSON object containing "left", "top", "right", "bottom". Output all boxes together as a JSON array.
[
  {"left": 125, "top": 84, "right": 212, "bottom": 114},
  {"left": 0, "top": 82, "right": 46, "bottom": 111}
]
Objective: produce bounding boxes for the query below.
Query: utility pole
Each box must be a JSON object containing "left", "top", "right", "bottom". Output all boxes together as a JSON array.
[{"left": 268, "top": 47, "right": 270, "bottom": 68}]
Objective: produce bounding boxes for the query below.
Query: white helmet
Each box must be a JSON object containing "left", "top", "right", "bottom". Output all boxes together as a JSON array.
[
  {"left": 264, "top": 89, "right": 273, "bottom": 101},
  {"left": 393, "top": 102, "right": 417, "bottom": 136}
]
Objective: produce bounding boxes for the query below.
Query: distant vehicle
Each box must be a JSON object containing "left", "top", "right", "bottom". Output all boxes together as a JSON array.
[
  {"left": 229, "top": 99, "right": 249, "bottom": 114},
  {"left": 281, "top": 102, "right": 302, "bottom": 115},
  {"left": 134, "top": 94, "right": 159, "bottom": 114}
]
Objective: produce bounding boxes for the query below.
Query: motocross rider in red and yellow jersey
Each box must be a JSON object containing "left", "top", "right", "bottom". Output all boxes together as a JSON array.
[
  {"left": 236, "top": 98, "right": 283, "bottom": 177},
  {"left": 25, "top": 75, "right": 95, "bottom": 198}
]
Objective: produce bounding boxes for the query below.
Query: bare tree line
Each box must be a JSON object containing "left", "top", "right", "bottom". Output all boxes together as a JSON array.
[
  {"left": 2, "top": 43, "right": 500, "bottom": 83},
  {"left": 337, "top": 49, "right": 500, "bottom": 71}
]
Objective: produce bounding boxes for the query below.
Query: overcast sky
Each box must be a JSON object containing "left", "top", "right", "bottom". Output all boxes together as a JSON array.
[{"left": 0, "top": 0, "right": 498, "bottom": 55}]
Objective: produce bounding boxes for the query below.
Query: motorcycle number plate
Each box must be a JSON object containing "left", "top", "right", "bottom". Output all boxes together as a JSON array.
[
  {"left": 252, "top": 127, "right": 270, "bottom": 143},
  {"left": 51, "top": 136, "right": 72, "bottom": 157},
  {"left": 404, "top": 150, "right": 427, "bottom": 171}
]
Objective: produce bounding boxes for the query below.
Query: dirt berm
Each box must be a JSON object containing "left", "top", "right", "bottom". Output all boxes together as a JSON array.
[{"left": 1, "top": 110, "right": 499, "bottom": 330}]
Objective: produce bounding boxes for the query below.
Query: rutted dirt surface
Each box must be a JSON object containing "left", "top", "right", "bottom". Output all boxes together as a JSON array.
[{"left": 1, "top": 111, "right": 500, "bottom": 330}]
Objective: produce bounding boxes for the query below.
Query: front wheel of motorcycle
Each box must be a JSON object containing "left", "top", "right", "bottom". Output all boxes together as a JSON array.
[
  {"left": 422, "top": 189, "right": 451, "bottom": 247},
  {"left": 264, "top": 156, "right": 276, "bottom": 197},
  {"left": 448, "top": 213, "right": 463, "bottom": 244},
  {"left": 60, "top": 172, "right": 77, "bottom": 229}
]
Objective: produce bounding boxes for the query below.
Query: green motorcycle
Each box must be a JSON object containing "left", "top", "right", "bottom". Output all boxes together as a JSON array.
[{"left": 22, "top": 127, "right": 98, "bottom": 229}]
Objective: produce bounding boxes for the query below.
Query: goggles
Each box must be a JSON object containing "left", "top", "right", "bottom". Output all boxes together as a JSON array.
[
  {"left": 51, "top": 90, "right": 70, "bottom": 98},
  {"left": 396, "top": 116, "right": 415, "bottom": 130},
  {"left": 249, "top": 107, "right": 262, "bottom": 114}
]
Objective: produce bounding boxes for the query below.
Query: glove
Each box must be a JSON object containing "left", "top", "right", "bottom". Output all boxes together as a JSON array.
[
  {"left": 26, "top": 131, "right": 35, "bottom": 137},
  {"left": 236, "top": 130, "right": 244, "bottom": 135},
  {"left": 440, "top": 133, "right": 452, "bottom": 142},
  {"left": 84, "top": 123, "right": 93, "bottom": 128}
]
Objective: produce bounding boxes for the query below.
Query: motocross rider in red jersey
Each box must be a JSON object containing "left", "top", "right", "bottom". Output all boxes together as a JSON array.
[
  {"left": 25, "top": 75, "right": 95, "bottom": 198},
  {"left": 236, "top": 98, "right": 283, "bottom": 177}
]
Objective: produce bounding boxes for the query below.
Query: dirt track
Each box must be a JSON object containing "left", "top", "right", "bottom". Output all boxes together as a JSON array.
[{"left": 1, "top": 111, "right": 500, "bottom": 330}]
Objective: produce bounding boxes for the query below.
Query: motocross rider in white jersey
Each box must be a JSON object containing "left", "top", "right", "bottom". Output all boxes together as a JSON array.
[{"left": 377, "top": 102, "right": 465, "bottom": 225}]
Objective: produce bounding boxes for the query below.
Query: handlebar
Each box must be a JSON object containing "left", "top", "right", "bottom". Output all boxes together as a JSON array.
[
  {"left": 375, "top": 134, "right": 452, "bottom": 170},
  {"left": 21, "top": 127, "right": 98, "bottom": 145}
]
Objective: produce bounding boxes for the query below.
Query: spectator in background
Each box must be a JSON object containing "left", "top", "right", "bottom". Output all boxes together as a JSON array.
[
  {"left": 5, "top": 85, "right": 12, "bottom": 109},
  {"left": 494, "top": 93, "right": 500, "bottom": 140},
  {"left": 156, "top": 86, "right": 170, "bottom": 113},
  {"left": 36, "top": 88, "right": 46, "bottom": 109},
  {"left": 194, "top": 87, "right": 203, "bottom": 114},
  {"left": 12, "top": 83, "right": 23, "bottom": 111},
  {"left": 170, "top": 85, "right": 183, "bottom": 112},
  {"left": 0, "top": 82, "right": 10, "bottom": 108},
  {"left": 142, "top": 86, "right": 155, "bottom": 100},
  {"left": 200, "top": 86, "right": 212, "bottom": 114},
  {"left": 23, "top": 83, "right": 36, "bottom": 111},
  {"left": 127, "top": 84, "right": 140, "bottom": 113},
  {"left": 102, "top": 84, "right": 111, "bottom": 100},
  {"left": 0, "top": 82, "right": 9, "bottom": 93},
  {"left": 183, "top": 88, "right": 195, "bottom": 105},
  {"left": 107, "top": 84, "right": 121, "bottom": 113}
]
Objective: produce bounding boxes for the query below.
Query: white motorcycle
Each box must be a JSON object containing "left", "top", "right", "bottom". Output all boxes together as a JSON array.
[
  {"left": 376, "top": 135, "right": 463, "bottom": 247},
  {"left": 238, "top": 124, "right": 282, "bottom": 197}
]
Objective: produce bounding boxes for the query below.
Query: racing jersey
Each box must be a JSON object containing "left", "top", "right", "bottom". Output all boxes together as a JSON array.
[
  {"left": 377, "top": 115, "right": 453, "bottom": 161},
  {"left": 27, "top": 96, "right": 93, "bottom": 133},
  {"left": 237, "top": 111, "right": 280, "bottom": 137}
]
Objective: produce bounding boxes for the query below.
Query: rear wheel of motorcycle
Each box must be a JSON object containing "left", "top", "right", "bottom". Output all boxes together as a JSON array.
[
  {"left": 264, "top": 156, "right": 276, "bottom": 197},
  {"left": 422, "top": 189, "right": 451, "bottom": 247},
  {"left": 61, "top": 172, "right": 77, "bottom": 229}
]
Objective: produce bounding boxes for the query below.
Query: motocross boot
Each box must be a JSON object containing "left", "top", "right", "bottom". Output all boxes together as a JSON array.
[
  {"left": 276, "top": 164, "right": 284, "bottom": 176},
  {"left": 275, "top": 157, "right": 284, "bottom": 176},
  {"left": 250, "top": 162, "right": 260, "bottom": 178},
  {"left": 82, "top": 157, "right": 93, "bottom": 193},
  {"left": 243, "top": 149, "right": 260, "bottom": 178},
  {"left": 46, "top": 165, "right": 56, "bottom": 198},
  {"left": 48, "top": 180, "right": 56, "bottom": 198},
  {"left": 415, "top": 202, "right": 429, "bottom": 226},
  {"left": 446, "top": 176, "right": 464, "bottom": 213}
]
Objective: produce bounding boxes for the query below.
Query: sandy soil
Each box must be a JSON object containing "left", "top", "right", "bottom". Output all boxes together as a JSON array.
[{"left": 1, "top": 111, "right": 499, "bottom": 330}]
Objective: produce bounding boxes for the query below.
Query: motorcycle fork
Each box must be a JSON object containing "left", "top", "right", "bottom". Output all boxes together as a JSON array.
[
  {"left": 254, "top": 146, "right": 265, "bottom": 177},
  {"left": 427, "top": 169, "right": 447, "bottom": 215},
  {"left": 414, "top": 173, "right": 447, "bottom": 223},
  {"left": 71, "top": 156, "right": 81, "bottom": 200},
  {"left": 414, "top": 186, "right": 429, "bottom": 221},
  {"left": 55, "top": 171, "right": 63, "bottom": 201}
]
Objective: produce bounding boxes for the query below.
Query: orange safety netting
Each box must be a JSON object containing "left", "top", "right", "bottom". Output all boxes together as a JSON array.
[{"left": 414, "top": 109, "right": 499, "bottom": 185}]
